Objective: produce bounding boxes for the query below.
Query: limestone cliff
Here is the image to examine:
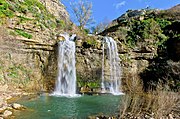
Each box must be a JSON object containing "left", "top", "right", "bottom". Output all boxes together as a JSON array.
[
  {"left": 0, "top": 0, "right": 179, "bottom": 93},
  {"left": 0, "top": 0, "right": 103, "bottom": 92},
  {"left": 100, "top": 5, "right": 180, "bottom": 91},
  {"left": 0, "top": 0, "right": 75, "bottom": 92}
]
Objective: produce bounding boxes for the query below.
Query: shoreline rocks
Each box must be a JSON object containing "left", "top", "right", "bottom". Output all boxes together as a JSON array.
[
  {"left": 0, "top": 86, "right": 28, "bottom": 119},
  {"left": 0, "top": 102, "right": 25, "bottom": 118},
  {"left": 12, "top": 103, "right": 24, "bottom": 110},
  {"left": 2, "top": 110, "right": 12, "bottom": 118}
]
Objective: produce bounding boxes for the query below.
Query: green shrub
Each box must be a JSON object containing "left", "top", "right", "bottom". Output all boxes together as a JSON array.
[
  {"left": 4, "top": 10, "right": 14, "bottom": 17},
  {"left": 56, "top": 19, "right": 65, "bottom": 28},
  {"left": 7, "top": 66, "right": 18, "bottom": 78},
  {"left": 156, "top": 33, "right": 168, "bottom": 49},
  {"left": 0, "top": 0, "right": 14, "bottom": 18},
  {"left": 87, "top": 82, "right": 100, "bottom": 88},
  {"left": 15, "top": 29, "right": 32, "bottom": 39},
  {"left": 18, "top": 15, "right": 33, "bottom": 23},
  {"left": 126, "top": 18, "right": 162, "bottom": 47},
  {"left": 126, "top": 31, "right": 137, "bottom": 47},
  {"left": 0, "top": 0, "right": 59, "bottom": 30},
  {"left": 86, "top": 38, "right": 97, "bottom": 47},
  {"left": 155, "top": 18, "right": 171, "bottom": 29},
  {"left": 77, "top": 81, "right": 100, "bottom": 88},
  {"left": 23, "top": 0, "right": 45, "bottom": 11}
]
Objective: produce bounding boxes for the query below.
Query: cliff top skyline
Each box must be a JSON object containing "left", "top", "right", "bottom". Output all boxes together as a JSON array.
[{"left": 62, "top": 0, "right": 180, "bottom": 26}]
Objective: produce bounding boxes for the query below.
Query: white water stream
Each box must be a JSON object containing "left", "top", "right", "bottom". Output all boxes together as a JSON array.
[
  {"left": 52, "top": 34, "right": 122, "bottom": 96},
  {"left": 52, "top": 34, "right": 78, "bottom": 97},
  {"left": 101, "top": 37, "right": 123, "bottom": 95}
]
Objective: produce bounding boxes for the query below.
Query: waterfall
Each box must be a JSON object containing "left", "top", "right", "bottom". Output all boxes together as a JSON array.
[
  {"left": 101, "top": 42, "right": 105, "bottom": 92},
  {"left": 101, "top": 37, "right": 123, "bottom": 95},
  {"left": 52, "top": 33, "right": 78, "bottom": 97}
]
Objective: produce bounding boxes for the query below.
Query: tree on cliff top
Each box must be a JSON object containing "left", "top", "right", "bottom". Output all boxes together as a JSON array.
[{"left": 70, "top": 0, "right": 94, "bottom": 30}]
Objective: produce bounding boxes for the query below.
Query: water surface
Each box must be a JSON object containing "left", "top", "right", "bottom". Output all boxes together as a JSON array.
[{"left": 14, "top": 95, "right": 121, "bottom": 119}]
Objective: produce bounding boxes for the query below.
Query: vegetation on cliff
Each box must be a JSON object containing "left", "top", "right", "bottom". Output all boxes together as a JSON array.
[
  {"left": 100, "top": 5, "right": 180, "bottom": 91},
  {"left": 0, "top": 0, "right": 78, "bottom": 41},
  {"left": 97, "top": 5, "right": 180, "bottom": 119}
]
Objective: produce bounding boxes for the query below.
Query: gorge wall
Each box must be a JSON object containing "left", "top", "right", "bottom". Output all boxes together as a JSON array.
[
  {"left": 0, "top": 0, "right": 71, "bottom": 92},
  {"left": 100, "top": 5, "right": 180, "bottom": 91},
  {"left": 0, "top": 0, "right": 179, "bottom": 93},
  {"left": 0, "top": 0, "right": 103, "bottom": 92}
]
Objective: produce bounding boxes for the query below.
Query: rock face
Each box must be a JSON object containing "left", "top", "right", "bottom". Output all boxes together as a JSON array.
[
  {"left": 99, "top": 7, "right": 180, "bottom": 91},
  {"left": 76, "top": 42, "right": 102, "bottom": 87},
  {"left": 0, "top": 0, "right": 179, "bottom": 93},
  {"left": 0, "top": 0, "right": 68, "bottom": 92},
  {"left": 0, "top": 98, "right": 3, "bottom": 108},
  {"left": 0, "top": 28, "right": 57, "bottom": 91},
  {"left": 39, "top": 0, "right": 70, "bottom": 21}
]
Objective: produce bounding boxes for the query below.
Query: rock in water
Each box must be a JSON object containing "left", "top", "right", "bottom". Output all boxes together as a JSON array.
[{"left": 12, "top": 103, "right": 23, "bottom": 110}]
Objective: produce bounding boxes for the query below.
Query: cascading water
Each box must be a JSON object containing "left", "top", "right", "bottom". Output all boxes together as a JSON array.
[
  {"left": 52, "top": 33, "right": 78, "bottom": 97},
  {"left": 101, "top": 37, "right": 123, "bottom": 95},
  {"left": 101, "top": 42, "right": 105, "bottom": 92}
]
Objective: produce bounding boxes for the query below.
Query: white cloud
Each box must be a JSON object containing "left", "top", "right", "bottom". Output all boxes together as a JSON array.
[{"left": 115, "top": 1, "right": 126, "bottom": 9}]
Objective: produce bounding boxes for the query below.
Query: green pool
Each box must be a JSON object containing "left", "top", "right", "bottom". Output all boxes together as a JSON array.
[{"left": 14, "top": 94, "right": 121, "bottom": 119}]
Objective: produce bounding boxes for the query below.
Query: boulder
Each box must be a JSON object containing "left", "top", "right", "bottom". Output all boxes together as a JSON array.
[
  {"left": 0, "top": 106, "right": 6, "bottom": 114},
  {"left": 0, "top": 98, "right": 3, "bottom": 107},
  {"left": 169, "top": 114, "right": 173, "bottom": 119},
  {"left": 0, "top": 85, "right": 8, "bottom": 92},
  {"left": 3, "top": 110, "right": 12, "bottom": 118},
  {"left": 12, "top": 103, "right": 24, "bottom": 110}
]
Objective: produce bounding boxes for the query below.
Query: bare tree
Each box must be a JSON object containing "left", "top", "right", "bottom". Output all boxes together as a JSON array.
[
  {"left": 70, "top": 0, "right": 94, "bottom": 30},
  {"left": 91, "top": 19, "right": 110, "bottom": 34}
]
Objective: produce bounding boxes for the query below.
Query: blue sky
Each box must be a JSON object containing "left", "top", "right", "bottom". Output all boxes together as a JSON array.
[{"left": 62, "top": 0, "right": 180, "bottom": 27}]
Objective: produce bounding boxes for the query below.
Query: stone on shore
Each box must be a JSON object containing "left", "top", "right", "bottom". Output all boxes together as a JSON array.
[
  {"left": 0, "top": 98, "right": 3, "bottom": 107},
  {"left": 3, "top": 110, "right": 12, "bottom": 118},
  {"left": 0, "top": 106, "right": 7, "bottom": 114}
]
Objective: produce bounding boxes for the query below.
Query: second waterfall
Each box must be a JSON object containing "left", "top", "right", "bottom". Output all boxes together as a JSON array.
[{"left": 101, "top": 37, "right": 123, "bottom": 95}]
